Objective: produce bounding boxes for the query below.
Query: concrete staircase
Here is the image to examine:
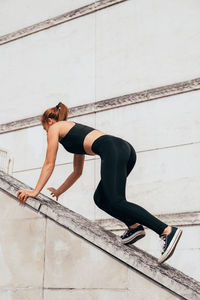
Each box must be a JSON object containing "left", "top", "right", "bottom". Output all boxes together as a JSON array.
[{"left": 0, "top": 170, "right": 200, "bottom": 300}]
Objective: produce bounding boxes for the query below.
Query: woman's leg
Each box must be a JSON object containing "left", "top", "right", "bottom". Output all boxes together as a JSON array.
[
  {"left": 93, "top": 136, "right": 167, "bottom": 235},
  {"left": 94, "top": 180, "right": 134, "bottom": 227},
  {"left": 92, "top": 135, "right": 182, "bottom": 263},
  {"left": 93, "top": 140, "right": 138, "bottom": 226}
]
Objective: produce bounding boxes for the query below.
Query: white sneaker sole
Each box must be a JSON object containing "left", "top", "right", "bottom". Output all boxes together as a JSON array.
[
  {"left": 122, "top": 230, "right": 146, "bottom": 245},
  {"left": 158, "top": 228, "right": 182, "bottom": 264}
]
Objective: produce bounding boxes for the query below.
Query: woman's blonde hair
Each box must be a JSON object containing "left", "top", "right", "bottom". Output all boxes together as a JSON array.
[{"left": 41, "top": 102, "right": 69, "bottom": 125}]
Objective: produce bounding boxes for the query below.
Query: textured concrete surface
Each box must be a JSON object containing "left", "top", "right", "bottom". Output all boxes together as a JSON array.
[
  {"left": 44, "top": 219, "right": 128, "bottom": 288},
  {"left": 43, "top": 289, "right": 127, "bottom": 300},
  {"left": 0, "top": 217, "right": 45, "bottom": 288},
  {"left": 0, "top": 170, "right": 200, "bottom": 300},
  {"left": 0, "top": 289, "right": 43, "bottom": 300}
]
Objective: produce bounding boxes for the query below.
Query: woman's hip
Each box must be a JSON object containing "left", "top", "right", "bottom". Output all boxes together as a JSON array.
[{"left": 91, "top": 134, "right": 136, "bottom": 158}]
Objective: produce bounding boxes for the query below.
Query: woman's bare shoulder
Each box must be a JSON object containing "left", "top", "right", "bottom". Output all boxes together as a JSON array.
[
  {"left": 54, "top": 120, "right": 75, "bottom": 129},
  {"left": 59, "top": 120, "right": 75, "bottom": 125},
  {"left": 57, "top": 120, "right": 76, "bottom": 140}
]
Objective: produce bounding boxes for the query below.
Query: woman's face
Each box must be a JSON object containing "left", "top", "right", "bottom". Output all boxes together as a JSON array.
[{"left": 42, "top": 122, "right": 49, "bottom": 132}]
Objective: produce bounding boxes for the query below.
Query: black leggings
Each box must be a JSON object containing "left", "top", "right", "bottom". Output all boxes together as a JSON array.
[{"left": 91, "top": 135, "right": 167, "bottom": 235}]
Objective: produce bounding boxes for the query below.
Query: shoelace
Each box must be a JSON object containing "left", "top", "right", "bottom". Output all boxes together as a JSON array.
[
  {"left": 160, "top": 235, "right": 167, "bottom": 254},
  {"left": 121, "top": 228, "right": 131, "bottom": 238}
]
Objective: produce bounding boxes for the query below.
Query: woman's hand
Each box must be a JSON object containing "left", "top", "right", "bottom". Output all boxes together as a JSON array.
[
  {"left": 17, "top": 190, "right": 38, "bottom": 204},
  {"left": 47, "top": 187, "right": 60, "bottom": 201}
]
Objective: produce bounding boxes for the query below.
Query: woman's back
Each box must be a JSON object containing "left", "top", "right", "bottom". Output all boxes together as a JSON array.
[{"left": 57, "top": 120, "right": 107, "bottom": 155}]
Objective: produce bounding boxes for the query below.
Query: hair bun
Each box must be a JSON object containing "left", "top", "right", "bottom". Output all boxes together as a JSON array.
[
  {"left": 41, "top": 102, "right": 69, "bottom": 124},
  {"left": 56, "top": 103, "right": 61, "bottom": 110}
]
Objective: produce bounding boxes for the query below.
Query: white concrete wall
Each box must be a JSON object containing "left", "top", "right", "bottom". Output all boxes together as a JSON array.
[
  {"left": 0, "top": 0, "right": 93, "bottom": 36},
  {"left": 0, "top": 12, "right": 96, "bottom": 123},
  {"left": 95, "top": 0, "right": 200, "bottom": 100},
  {"left": 1, "top": 0, "right": 200, "bottom": 122},
  {"left": 0, "top": 190, "right": 182, "bottom": 300}
]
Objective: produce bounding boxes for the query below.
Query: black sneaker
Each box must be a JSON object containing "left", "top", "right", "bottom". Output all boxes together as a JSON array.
[
  {"left": 121, "top": 225, "right": 146, "bottom": 245},
  {"left": 158, "top": 226, "right": 182, "bottom": 264}
]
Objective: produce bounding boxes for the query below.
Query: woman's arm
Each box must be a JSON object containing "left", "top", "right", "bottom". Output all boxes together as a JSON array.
[
  {"left": 34, "top": 126, "right": 58, "bottom": 194},
  {"left": 48, "top": 154, "right": 85, "bottom": 200},
  {"left": 17, "top": 125, "right": 59, "bottom": 203}
]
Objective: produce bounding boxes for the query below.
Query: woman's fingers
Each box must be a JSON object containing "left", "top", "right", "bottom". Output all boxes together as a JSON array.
[
  {"left": 17, "top": 191, "right": 23, "bottom": 200},
  {"left": 17, "top": 190, "right": 23, "bottom": 199},
  {"left": 48, "top": 187, "right": 54, "bottom": 194},
  {"left": 47, "top": 187, "right": 59, "bottom": 201},
  {"left": 17, "top": 190, "right": 32, "bottom": 204},
  {"left": 17, "top": 191, "right": 25, "bottom": 204},
  {"left": 20, "top": 193, "right": 26, "bottom": 203},
  {"left": 48, "top": 187, "right": 55, "bottom": 195}
]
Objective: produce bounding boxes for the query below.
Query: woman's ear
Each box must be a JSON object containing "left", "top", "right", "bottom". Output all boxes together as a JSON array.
[
  {"left": 47, "top": 118, "right": 53, "bottom": 125},
  {"left": 48, "top": 118, "right": 57, "bottom": 125}
]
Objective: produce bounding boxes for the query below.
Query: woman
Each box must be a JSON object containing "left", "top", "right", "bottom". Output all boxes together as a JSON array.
[{"left": 17, "top": 102, "right": 182, "bottom": 264}]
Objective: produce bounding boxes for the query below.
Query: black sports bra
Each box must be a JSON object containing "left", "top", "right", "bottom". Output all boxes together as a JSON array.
[{"left": 59, "top": 122, "right": 95, "bottom": 154}]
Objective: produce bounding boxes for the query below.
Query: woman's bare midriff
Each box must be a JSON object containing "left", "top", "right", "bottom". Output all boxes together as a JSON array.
[
  {"left": 83, "top": 130, "right": 107, "bottom": 155},
  {"left": 58, "top": 121, "right": 107, "bottom": 156}
]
